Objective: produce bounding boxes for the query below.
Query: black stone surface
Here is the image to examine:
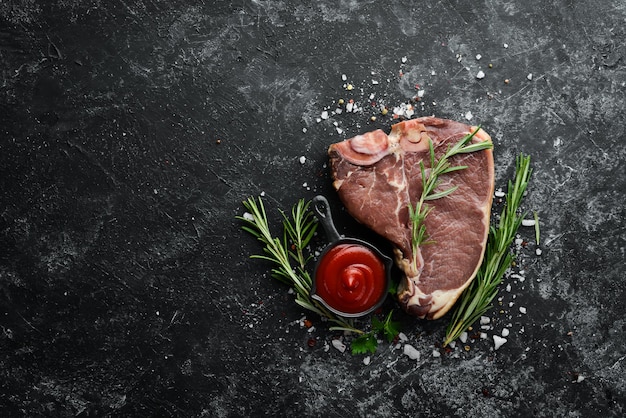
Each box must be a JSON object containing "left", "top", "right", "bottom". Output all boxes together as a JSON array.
[{"left": 1, "top": 1, "right": 625, "bottom": 417}]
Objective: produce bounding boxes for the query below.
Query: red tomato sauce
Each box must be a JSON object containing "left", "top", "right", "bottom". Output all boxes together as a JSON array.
[{"left": 314, "top": 243, "right": 387, "bottom": 314}]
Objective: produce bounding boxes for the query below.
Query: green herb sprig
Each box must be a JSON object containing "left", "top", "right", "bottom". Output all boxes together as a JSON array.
[
  {"left": 444, "top": 154, "right": 532, "bottom": 346},
  {"left": 351, "top": 310, "right": 401, "bottom": 355},
  {"left": 408, "top": 128, "right": 493, "bottom": 269},
  {"left": 237, "top": 197, "right": 363, "bottom": 333}
]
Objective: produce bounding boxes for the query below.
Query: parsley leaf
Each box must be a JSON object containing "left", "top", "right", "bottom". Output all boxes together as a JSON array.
[
  {"left": 351, "top": 311, "right": 401, "bottom": 354},
  {"left": 351, "top": 333, "right": 378, "bottom": 355}
]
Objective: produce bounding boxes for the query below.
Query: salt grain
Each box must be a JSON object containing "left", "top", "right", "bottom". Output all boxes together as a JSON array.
[
  {"left": 527, "top": 73, "right": 533, "bottom": 81},
  {"left": 501, "top": 328, "right": 510, "bottom": 337},
  {"left": 321, "top": 110, "right": 329, "bottom": 120},
  {"left": 480, "top": 316, "right": 491, "bottom": 325},
  {"left": 464, "top": 111, "right": 473, "bottom": 121},
  {"left": 459, "top": 331, "right": 468, "bottom": 343},
  {"left": 403, "top": 344, "right": 420, "bottom": 360},
  {"left": 476, "top": 54, "right": 482, "bottom": 60},
  {"left": 341, "top": 74, "right": 347, "bottom": 81},
  {"left": 519, "top": 306, "right": 527, "bottom": 314},
  {"left": 503, "top": 43, "right": 509, "bottom": 48},
  {"left": 371, "top": 79, "right": 379, "bottom": 85},
  {"left": 521, "top": 219, "right": 536, "bottom": 227},
  {"left": 299, "top": 156, "right": 306, "bottom": 164},
  {"left": 336, "top": 127, "right": 343, "bottom": 134},
  {"left": 243, "top": 212, "right": 254, "bottom": 221},
  {"left": 401, "top": 56, "right": 408, "bottom": 63},
  {"left": 432, "top": 350, "right": 441, "bottom": 358},
  {"left": 510, "top": 273, "right": 525, "bottom": 282},
  {"left": 363, "top": 356, "right": 371, "bottom": 365},
  {"left": 493, "top": 335, "right": 507, "bottom": 350},
  {"left": 476, "top": 70, "right": 485, "bottom": 79},
  {"left": 332, "top": 339, "right": 346, "bottom": 353},
  {"left": 536, "top": 248, "right": 543, "bottom": 256}
]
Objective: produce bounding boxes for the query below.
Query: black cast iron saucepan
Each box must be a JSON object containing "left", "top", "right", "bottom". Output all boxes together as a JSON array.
[{"left": 311, "top": 195, "right": 393, "bottom": 318}]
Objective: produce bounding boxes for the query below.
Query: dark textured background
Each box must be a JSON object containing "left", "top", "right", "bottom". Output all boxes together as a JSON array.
[{"left": 1, "top": 1, "right": 625, "bottom": 416}]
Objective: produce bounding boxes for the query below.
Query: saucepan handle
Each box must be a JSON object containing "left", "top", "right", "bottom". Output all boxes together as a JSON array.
[{"left": 312, "top": 195, "right": 342, "bottom": 243}]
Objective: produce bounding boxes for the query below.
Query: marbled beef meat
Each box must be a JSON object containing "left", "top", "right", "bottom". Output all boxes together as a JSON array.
[{"left": 328, "top": 117, "right": 494, "bottom": 319}]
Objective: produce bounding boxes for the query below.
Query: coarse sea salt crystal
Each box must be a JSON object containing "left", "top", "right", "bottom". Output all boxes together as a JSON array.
[
  {"left": 321, "top": 110, "right": 329, "bottom": 120},
  {"left": 501, "top": 328, "right": 510, "bottom": 337},
  {"left": 476, "top": 54, "right": 482, "bottom": 60},
  {"left": 459, "top": 331, "right": 468, "bottom": 343},
  {"left": 494, "top": 189, "right": 505, "bottom": 197},
  {"left": 341, "top": 74, "right": 347, "bottom": 81},
  {"left": 243, "top": 212, "right": 254, "bottom": 221},
  {"left": 417, "top": 89, "right": 425, "bottom": 98},
  {"left": 402, "top": 56, "right": 408, "bottom": 63},
  {"left": 299, "top": 156, "right": 306, "bottom": 164},
  {"left": 403, "top": 344, "right": 420, "bottom": 360},
  {"left": 464, "top": 111, "right": 473, "bottom": 121},
  {"left": 527, "top": 73, "right": 533, "bottom": 81},
  {"left": 432, "top": 350, "right": 441, "bottom": 358},
  {"left": 476, "top": 70, "right": 485, "bottom": 79},
  {"left": 536, "top": 248, "right": 543, "bottom": 256},
  {"left": 522, "top": 219, "right": 536, "bottom": 227},
  {"left": 332, "top": 339, "right": 346, "bottom": 353},
  {"left": 371, "top": 79, "right": 379, "bottom": 85},
  {"left": 398, "top": 332, "right": 408, "bottom": 342},
  {"left": 519, "top": 306, "right": 527, "bottom": 314},
  {"left": 493, "top": 335, "right": 507, "bottom": 350},
  {"left": 510, "top": 273, "right": 525, "bottom": 282},
  {"left": 363, "top": 356, "right": 371, "bottom": 365},
  {"left": 480, "top": 332, "right": 488, "bottom": 339},
  {"left": 336, "top": 127, "right": 343, "bottom": 134},
  {"left": 346, "top": 102, "right": 354, "bottom": 112},
  {"left": 480, "top": 316, "right": 491, "bottom": 325}
]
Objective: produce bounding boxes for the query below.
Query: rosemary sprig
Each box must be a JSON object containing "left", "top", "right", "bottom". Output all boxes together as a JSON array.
[
  {"left": 444, "top": 154, "right": 532, "bottom": 346},
  {"left": 237, "top": 197, "right": 363, "bottom": 334},
  {"left": 408, "top": 127, "right": 493, "bottom": 269}
]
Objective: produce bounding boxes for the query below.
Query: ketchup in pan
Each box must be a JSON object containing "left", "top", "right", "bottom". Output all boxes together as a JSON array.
[{"left": 311, "top": 196, "right": 392, "bottom": 317}]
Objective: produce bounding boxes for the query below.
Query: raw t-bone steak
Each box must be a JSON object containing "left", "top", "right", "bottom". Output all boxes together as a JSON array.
[{"left": 328, "top": 117, "right": 494, "bottom": 319}]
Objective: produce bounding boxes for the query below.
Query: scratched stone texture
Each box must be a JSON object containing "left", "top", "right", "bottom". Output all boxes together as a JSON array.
[{"left": 1, "top": 0, "right": 625, "bottom": 417}]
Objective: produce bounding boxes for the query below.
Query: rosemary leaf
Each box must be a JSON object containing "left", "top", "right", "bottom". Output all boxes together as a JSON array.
[{"left": 424, "top": 185, "right": 459, "bottom": 201}]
